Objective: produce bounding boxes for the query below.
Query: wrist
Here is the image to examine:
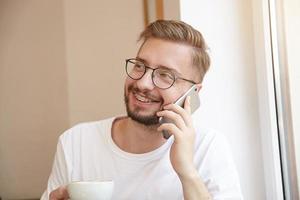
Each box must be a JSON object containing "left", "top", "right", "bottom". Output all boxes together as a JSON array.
[
  {"left": 178, "top": 168, "right": 212, "bottom": 200},
  {"left": 178, "top": 167, "right": 199, "bottom": 182}
]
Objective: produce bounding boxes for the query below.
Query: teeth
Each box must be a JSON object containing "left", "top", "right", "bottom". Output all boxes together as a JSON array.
[{"left": 134, "top": 93, "right": 152, "bottom": 103}]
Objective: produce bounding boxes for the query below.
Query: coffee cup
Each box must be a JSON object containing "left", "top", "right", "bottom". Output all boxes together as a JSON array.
[{"left": 67, "top": 180, "right": 114, "bottom": 200}]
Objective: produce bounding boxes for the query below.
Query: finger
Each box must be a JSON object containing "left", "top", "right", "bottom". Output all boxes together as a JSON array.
[
  {"left": 49, "top": 186, "right": 69, "bottom": 200},
  {"left": 163, "top": 102, "right": 193, "bottom": 127},
  {"left": 157, "top": 110, "right": 186, "bottom": 130},
  {"left": 157, "top": 123, "right": 183, "bottom": 141}
]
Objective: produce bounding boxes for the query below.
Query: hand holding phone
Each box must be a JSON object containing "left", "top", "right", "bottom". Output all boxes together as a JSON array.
[{"left": 159, "top": 85, "right": 200, "bottom": 139}]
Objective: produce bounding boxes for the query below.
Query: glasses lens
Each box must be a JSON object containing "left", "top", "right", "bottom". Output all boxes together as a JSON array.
[
  {"left": 126, "top": 60, "right": 145, "bottom": 80},
  {"left": 153, "top": 69, "right": 175, "bottom": 89}
]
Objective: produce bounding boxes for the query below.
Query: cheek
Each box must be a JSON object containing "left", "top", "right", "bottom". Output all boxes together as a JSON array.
[
  {"left": 161, "top": 90, "right": 182, "bottom": 105},
  {"left": 125, "top": 77, "right": 134, "bottom": 90},
  {"left": 125, "top": 77, "right": 133, "bottom": 85}
]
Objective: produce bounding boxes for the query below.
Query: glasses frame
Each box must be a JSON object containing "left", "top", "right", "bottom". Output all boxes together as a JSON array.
[{"left": 125, "top": 58, "right": 197, "bottom": 89}]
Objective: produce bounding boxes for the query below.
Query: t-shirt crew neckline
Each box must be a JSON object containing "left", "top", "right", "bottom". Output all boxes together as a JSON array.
[{"left": 105, "top": 116, "right": 174, "bottom": 162}]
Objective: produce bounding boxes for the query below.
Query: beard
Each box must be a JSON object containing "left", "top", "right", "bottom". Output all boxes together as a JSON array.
[{"left": 124, "top": 85, "right": 162, "bottom": 126}]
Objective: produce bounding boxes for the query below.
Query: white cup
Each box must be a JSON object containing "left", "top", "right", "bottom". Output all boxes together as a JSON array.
[{"left": 67, "top": 180, "right": 114, "bottom": 200}]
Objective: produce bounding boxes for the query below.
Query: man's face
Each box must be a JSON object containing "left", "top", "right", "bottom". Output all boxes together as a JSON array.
[{"left": 124, "top": 38, "right": 197, "bottom": 126}]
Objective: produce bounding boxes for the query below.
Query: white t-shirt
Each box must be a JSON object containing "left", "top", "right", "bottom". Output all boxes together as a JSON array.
[{"left": 41, "top": 117, "right": 243, "bottom": 200}]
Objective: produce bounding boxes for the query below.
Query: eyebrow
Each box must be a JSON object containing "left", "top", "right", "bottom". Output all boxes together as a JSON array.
[{"left": 135, "top": 57, "right": 182, "bottom": 76}]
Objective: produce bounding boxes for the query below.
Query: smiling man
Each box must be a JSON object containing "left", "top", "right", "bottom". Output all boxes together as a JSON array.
[{"left": 42, "top": 20, "right": 243, "bottom": 200}]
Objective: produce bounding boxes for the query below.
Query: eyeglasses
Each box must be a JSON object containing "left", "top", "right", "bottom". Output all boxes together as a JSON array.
[{"left": 125, "top": 58, "right": 197, "bottom": 89}]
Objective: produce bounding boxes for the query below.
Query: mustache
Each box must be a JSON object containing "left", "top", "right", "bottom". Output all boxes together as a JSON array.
[{"left": 128, "top": 85, "right": 162, "bottom": 102}]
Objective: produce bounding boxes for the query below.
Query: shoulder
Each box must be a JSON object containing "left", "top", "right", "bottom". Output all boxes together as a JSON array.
[
  {"left": 193, "top": 125, "right": 243, "bottom": 198},
  {"left": 194, "top": 124, "right": 229, "bottom": 150},
  {"left": 58, "top": 117, "right": 115, "bottom": 147},
  {"left": 193, "top": 123, "right": 235, "bottom": 167}
]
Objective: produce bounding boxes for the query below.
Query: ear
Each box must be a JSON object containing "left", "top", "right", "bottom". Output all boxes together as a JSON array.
[{"left": 195, "top": 83, "right": 202, "bottom": 93}]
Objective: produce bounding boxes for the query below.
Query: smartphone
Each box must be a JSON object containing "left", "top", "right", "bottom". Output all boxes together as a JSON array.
[{"left": 159, "top": 84, "right": 200, "bottom": 139}]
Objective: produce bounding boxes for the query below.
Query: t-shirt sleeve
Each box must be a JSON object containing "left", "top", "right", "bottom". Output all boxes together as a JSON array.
[
  {"left": 196, "top": 131, "right": 243, "bottom": 200},
  {"left": 40, "top": 135, "right": 72, "bottom": 200}
]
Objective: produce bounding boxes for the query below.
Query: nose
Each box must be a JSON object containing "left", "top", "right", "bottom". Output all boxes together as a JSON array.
[{"left": 135, "top": 69, "right": 155, "bottom": 91}]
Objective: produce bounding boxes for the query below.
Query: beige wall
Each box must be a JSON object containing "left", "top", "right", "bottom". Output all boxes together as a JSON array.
[
  {"left": 164, "top": 0, "right": 180, "bottom": 20},
  {"left": 0, "top": 0, "right": 69, "bottom": 198},
  {"left": 64, "top": 0, "right": 143, "bottom": 125},
  {"left": 0, "top": 0, "right": 144, "bottom": 198}
]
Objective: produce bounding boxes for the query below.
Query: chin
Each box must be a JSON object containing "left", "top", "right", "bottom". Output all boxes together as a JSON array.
[
  {"left": 124, "top": 86, "right": 162, "bottom": 126},
  {"left": 126, "top": 107, "right": 160, "bottom": 126}
]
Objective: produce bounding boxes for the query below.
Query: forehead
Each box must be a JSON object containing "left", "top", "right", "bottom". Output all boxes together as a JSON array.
[{"left": 137, "top": 38, "right": 193, "bottom": 76}]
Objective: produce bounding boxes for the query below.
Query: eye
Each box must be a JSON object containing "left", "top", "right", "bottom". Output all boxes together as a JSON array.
[
  {"left": 133, "top": 62, "right": 145, "bottom": 71},
  {"left": 156, "top": 69, "right": 174, "bottom": 80}
]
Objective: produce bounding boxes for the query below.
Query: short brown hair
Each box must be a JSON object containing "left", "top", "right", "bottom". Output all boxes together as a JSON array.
[{"left": 139, "top": 20, "right": 210, "bottom": 83}]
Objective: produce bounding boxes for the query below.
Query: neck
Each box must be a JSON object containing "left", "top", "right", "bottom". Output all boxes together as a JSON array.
[{"left": 112, "top": 117, "right": 166, "bottom": 154}]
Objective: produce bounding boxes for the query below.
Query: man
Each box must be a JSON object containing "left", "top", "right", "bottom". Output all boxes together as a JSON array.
[{"left": 42, "top": 20, "right": 243, "bottom": 200}]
